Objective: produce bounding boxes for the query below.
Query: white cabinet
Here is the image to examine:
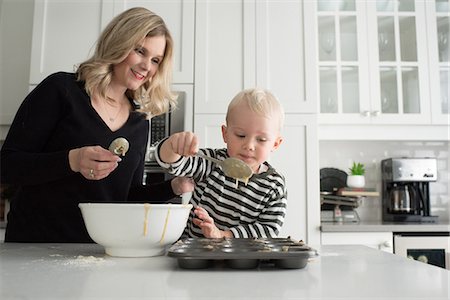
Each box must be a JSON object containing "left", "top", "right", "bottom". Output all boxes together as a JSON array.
[
  {"left": 194, "top": 0, "right": 320, "bottom": 243},
  {"left": 321, "top": 231, "right": 394, "bottom": 253},
  {"left": 425, "top": 1, "right": 450, "bottom": 124},
  {"left": 194, "top": 0, "right": 256, "bottom": 113},
  {"left": 194, "top": 114, "right": 320, "bottom": 244},
  {"left": 194, "top": 0, "right": 315, "bottom": 114},
  {"left": 306, "top": 0, "right": 449, "bottom": 126},
  {"left": 29, "top": 0, "right": 194, "bottom": 86},
  {"left": 29, "top": 0, "right": 114, "bottom": 86},
  {"left": 117, "top": 0, "right": 195, "bottom": 84},
  {"left": 255, "top": 1, "right": 316, "bottom": 113}
]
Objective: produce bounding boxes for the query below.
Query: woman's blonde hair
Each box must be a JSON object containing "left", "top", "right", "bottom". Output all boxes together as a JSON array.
[
  {"left": 226, "top": 88, "right": 285, "bottom": 132},
  {"left": 76, "top": 7, "right": 176, "bottom": 117}
]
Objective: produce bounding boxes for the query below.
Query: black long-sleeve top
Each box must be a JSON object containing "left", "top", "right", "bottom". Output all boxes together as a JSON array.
[{"left": 0, "top": 72, "right": 175, "bottom": 242}]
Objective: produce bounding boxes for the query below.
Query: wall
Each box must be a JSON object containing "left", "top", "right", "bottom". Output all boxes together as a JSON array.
[
  {"left": 0, "top": 0, "right": 34, "bottom": 140},
  {"left": 320, "top": 140, "right": 450, "bottom": 222}
]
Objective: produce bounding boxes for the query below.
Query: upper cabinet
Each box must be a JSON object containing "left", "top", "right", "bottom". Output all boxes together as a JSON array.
[
  {"left": 305, "top": 0, "right": 449, "bottom": 125},
  {"left": 29, "top": 0, "right": 194, "bottom": 86},
  {"left": 425, "top": 0, "right": 450, "bottom": 124},
  {"left": 194, "top": 0, "right": 315, "bottom": 114}
]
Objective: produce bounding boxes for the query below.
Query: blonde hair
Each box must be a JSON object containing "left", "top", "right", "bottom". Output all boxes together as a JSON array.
[
  {"left": 226, "top": 88, "right": 285, "bottom": 131},
  {"left": 76, "top": 7, "right": 176, "bottom": 116}
]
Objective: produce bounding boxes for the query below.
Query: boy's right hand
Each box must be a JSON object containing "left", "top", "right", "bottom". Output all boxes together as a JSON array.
[{"left": 160, "top": 131, "right": 199, "bottom": 163}]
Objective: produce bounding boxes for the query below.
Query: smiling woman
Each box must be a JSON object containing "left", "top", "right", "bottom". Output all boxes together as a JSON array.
[{"left": 0, "top": 7, "right": 195, "bottom": 243}]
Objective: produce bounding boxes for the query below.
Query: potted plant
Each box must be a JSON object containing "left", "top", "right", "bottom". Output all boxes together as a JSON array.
[{"left": 347, "top": 162, "right": 365, "bottom": 188}]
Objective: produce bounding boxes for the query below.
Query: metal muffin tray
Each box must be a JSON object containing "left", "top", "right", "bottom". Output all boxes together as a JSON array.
[{"left": 167, "top": 237, "right": 318, "bottom": 269}]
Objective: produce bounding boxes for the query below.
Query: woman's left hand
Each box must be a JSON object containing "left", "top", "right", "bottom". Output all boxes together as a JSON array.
[
  {"left": 170, "top": 177, "right": 195, "bottom": 195},
  {"left": 68, "top": 146, "right": 121, "bottom": 180}
]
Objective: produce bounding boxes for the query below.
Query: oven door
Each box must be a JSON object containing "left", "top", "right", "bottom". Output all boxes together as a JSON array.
[{"left": 394, "top": 233, "right": 450, "bottom": 270}]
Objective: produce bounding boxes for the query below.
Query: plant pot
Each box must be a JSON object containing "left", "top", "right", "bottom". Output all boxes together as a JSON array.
[{"left": 347, "top": 175, "right": 365, "bottom": 188}]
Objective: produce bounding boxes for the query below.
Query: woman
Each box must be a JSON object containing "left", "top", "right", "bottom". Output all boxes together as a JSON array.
[{"left": 0, "top": 7, "right": 192, "bottom": 242}]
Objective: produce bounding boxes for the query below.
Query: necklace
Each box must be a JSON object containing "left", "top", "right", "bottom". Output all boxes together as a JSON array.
[{"left": 103, "top": 96, "right": 124, "bottom": 123}]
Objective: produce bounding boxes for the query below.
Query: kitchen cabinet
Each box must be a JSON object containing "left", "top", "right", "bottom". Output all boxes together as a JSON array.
[
  {"left": 425, "top": 0, "right": 450, "bottom": 124},
  {"left": 321, "top": 231, "right": 394, "bottom": 253},
  {"left": 194, "top": 0, "right": 315, "bottom": 114},
  {"left": 29, "top": 0, "right": 194, "bottom": 87},
  {"left": 194, "top": 114, "right": 320, "bottom": 244},
  {"left": 193, "top": 0, "right": 320, "bottom": 244},
  {"left": 305, "top": 0, "right": 449, "bottom": 126}
]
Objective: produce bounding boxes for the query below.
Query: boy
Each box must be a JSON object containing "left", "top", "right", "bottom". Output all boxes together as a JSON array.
[{"left": 155, "top": 88, "right": 286, "bottom": 238}]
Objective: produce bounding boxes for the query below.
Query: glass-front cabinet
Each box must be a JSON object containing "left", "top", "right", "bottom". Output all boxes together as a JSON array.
[
  {"left": 425, "top": 0, "right": 450, "bottom": 124},
  {"left": 310, "top": 0, "right": 448, "bottom": 125},
  {"left": 316, "top": 0, "right": 371, "bottom": 122}
]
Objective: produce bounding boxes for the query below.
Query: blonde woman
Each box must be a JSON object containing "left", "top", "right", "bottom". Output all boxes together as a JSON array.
[{"left": 1, "top": 7, "right": 193, "bottom": 242}]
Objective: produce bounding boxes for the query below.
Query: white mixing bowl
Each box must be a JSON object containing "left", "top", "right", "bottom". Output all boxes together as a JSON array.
[{"left": 79, "top": 203, "right": 192, "bottom": 257}]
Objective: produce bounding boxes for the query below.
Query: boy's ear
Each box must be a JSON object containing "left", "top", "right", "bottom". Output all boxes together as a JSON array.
[
  {"left": 271, "top": 136, "right": 283, "bottom": 151},
  {"left": 221, "top": 125, "right": 228, "bottom": 143}
]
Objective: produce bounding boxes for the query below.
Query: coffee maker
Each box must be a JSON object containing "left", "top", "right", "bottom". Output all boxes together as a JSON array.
[{"left": 381, "top": 158, "right": 438, "bottom": 223}]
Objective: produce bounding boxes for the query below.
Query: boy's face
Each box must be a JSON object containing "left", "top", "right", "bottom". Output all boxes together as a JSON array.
[{"left": 221, "top": 103, "right": 283, "bottom": 173}]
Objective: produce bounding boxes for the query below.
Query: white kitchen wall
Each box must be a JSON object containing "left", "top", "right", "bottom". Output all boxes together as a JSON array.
[{"left": 320, "top": 140, "right": 450, "bottom": 222}]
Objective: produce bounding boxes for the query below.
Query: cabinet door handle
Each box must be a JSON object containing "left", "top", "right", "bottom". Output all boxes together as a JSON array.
[{"left": 371, "top": 110, "right": 381, "bottom": 116}]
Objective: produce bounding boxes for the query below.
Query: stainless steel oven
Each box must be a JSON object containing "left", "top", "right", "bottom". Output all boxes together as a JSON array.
[
  {"left": 394, "top": 232, "right": 450, "bottom": 270},
  {"left": 143, "top": 85, "right": 192, "bottom": 185}
]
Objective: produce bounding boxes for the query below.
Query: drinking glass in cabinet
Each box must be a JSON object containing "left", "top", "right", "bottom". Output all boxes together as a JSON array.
[
  {"left": 319, "top": 17, "right": 336, "bottom": 60},
  {"left": 378, "top": 17, "right": 396, "bottom": 61},
  {"left": 380, "top": 68, "right": 398, "bottom": 114},
  {"left": 437, "top": 18, "right": 449, "bottom": 62},
  {"left": 402, "top": 67, "right": 420, "bottom": 114},
  {"left": 320, "top": 68, "right": 338, "bottom": 113}
]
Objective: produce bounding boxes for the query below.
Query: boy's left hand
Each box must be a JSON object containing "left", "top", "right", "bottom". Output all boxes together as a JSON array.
[{"left": 193, "top": 206, "right": 232, "bottom": 238}]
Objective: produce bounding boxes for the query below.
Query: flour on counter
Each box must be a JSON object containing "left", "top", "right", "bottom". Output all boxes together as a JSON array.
[{"left": 62, "top": 255, "right": 109, "bottom": 267}]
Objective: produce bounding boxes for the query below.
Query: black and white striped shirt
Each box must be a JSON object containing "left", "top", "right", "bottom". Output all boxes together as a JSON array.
[{"left": 155, "top": 147, "right": 287, "bottom": 238}]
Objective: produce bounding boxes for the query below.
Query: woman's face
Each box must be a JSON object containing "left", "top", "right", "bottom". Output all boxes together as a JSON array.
[{"left": 112, "top": 35, "right": 166, "bottom": 91}]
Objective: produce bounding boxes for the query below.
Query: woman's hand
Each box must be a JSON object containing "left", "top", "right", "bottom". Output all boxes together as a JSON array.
[
  {"left": 192, "top": 206, "right": 233, "bottom": 238},
  {"left": 69, "top": 146, "right": 121, "bottom": 180},
  {"left": 170, "top": 177, "right": 195, "bottom": 195}
]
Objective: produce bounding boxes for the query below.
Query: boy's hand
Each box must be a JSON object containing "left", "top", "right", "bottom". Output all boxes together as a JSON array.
[
  {"left": 160, "top": 131, "right": 198, "bottom": 163},
  {"left": 193, "top": 206, "right": 232, "bottom": 238}
]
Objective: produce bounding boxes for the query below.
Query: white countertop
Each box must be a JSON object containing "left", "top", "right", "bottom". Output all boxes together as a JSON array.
[
  {"left": 321, "top": 220, "right": 450, "bottom": 232},
  {"left": 1, "top": 243, "right": 448, "bottom": 299}
]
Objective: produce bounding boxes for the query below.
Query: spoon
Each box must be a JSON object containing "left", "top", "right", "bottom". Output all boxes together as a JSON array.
[{"left": 196, "top": 152, "right": 253, "bottom": 185}]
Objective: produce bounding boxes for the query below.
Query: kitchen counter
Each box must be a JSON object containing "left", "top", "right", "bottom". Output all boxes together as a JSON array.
[
  {"left": 321, "top": 220, "right": 450, "bottom": 232},
  {"left": 1, "top": 243, "right": 448, "bottom": 299}
]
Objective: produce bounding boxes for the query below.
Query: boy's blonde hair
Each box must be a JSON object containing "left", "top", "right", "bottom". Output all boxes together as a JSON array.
[
  {"left": 226, "top": 88, "right": 285, "bottom": 132},
  {"left": 76, "top": 7, "right": 176, "bottom": 117}
]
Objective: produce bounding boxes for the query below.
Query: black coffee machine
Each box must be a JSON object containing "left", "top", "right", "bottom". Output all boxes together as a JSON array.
[{"left": 381, "top": 158, "right": 438, "bottom": 223}]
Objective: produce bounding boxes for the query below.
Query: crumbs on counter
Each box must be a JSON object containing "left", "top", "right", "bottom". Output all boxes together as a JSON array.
[{"left": 62, "top": 255, "right": 108, "bottom": 266}]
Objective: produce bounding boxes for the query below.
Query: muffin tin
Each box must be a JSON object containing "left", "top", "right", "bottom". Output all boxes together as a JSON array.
[{"left": 167, "top": 237, "right": 318, "bottom": 269}]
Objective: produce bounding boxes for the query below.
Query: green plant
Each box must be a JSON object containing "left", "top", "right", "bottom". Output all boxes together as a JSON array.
[{"left": 349, "top": 162, "right": 365, "bottom": 176}]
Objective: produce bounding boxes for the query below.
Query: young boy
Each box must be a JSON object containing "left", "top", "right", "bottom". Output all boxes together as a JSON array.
[{"left": 155, "top": 88, "right": 286, "bottom": 238}]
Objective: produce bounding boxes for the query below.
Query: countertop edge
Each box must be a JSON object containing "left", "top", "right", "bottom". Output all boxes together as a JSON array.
[{"left": 320, "top": 221, "right": 450, "bottom": 233}]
